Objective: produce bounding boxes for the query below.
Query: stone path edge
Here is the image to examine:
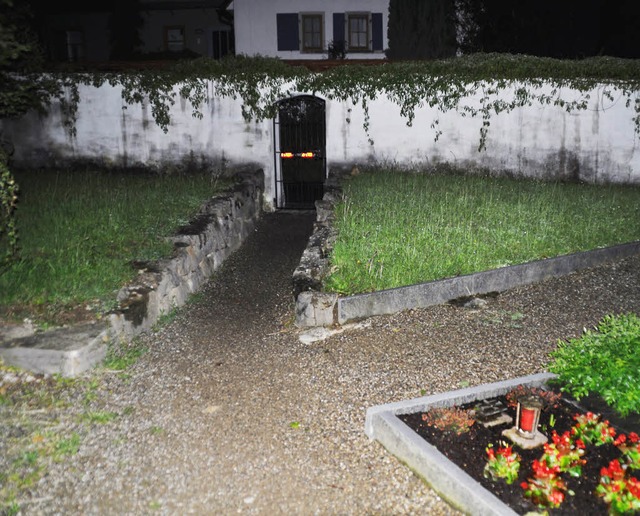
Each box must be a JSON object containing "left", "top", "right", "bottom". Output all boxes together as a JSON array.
[
  {"left": 364, "top": 372, "right": 557, "bottom": 516},
  {"left": 295, "top": 241, "right": 640, "bottom": 328},
  {"left": 0, "top": 169, "right": 264, "bottom": 376}
]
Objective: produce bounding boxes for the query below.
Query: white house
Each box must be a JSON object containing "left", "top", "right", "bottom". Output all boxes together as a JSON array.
[{"left": 230, "top": 0, "right": 389, "bottom": 59}]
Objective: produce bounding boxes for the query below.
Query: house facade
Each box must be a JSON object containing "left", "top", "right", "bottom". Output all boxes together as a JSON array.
[
  {"left": 231, "top": 0, "right": 389, "bottom": 59},
  {"left": 37, "top": 0, "right": 233, "bottom": 62}
]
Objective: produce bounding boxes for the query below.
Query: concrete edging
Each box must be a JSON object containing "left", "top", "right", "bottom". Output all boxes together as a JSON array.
[
  {"left": 0, "top": 323, "right": 109, "bottom": 377},
  {"left": 365, "top": 372, "right": 557, "bottom": 516},
  {"left": 296, "top": 241, "right": 640, "bottom": 327}
]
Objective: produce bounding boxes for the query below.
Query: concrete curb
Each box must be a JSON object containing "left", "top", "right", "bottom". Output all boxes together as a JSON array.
[
  {"left": 296, "top": 241, "right": 640, "bottom": 327},
  {"left": 0, "top": 323, "right": 109, "bottom": 377},
  {"left": 365, "top": 372, "right": 557, "bottom": 515}
]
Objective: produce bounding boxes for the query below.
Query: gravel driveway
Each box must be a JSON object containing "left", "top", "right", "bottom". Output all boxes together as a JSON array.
[{"left": 4, "top": 211, "right": 640, "bottom": 515}]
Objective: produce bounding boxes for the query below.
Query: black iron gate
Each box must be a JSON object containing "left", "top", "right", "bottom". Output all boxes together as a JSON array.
[{"left": 274, "top": 95, "right": 326, "bottom": 209}]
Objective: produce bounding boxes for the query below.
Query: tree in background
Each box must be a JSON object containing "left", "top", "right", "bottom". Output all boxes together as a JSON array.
[
  {"left": 455, "top": 0, "right": 640, "bottom": 58},
  {"left": 387, "top": 0, "right": 457, "bottom": 60},
  {"left": 598, "top": 0, "right": 640, "bottom": 58},
  {"left": 0, "top": 0, "right": 60, "bottom": 266},
  {"left": 0, "top": 0, "right": 58, "bottom": 117}
]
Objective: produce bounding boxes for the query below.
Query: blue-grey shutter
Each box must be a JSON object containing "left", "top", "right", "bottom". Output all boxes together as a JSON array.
[
  {"left": 372, "top": 13, "right": 383, "bottom": 51},
  {"left": 333, "top": 13, "right": 345, "bottom": 45},
  {"left": 277, "top": 13, "right": 299, "bottom": 51}
]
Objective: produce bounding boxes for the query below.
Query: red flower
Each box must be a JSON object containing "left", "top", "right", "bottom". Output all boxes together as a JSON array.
[
  {"left": 614, "top": 434, "right": 627, "bottom": 447},
  {"left": 601, "top": 459, "right": 626, "bottom": 481},
  {"left": 549, "top": 489, "right": 565, "bottom": 505},
  {"left": 628, "top": 477, "right": 640, "bottom": 498}
]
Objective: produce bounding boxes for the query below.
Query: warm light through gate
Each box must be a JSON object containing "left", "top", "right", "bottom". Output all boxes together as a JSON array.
[{"left": 280, "top": 151, "right": 316, "bottom": 159}]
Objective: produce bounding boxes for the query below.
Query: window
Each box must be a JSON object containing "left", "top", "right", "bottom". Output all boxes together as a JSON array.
[
  {"left": 164, "top": 26, "right": 185, "bottom": 52},
  {"left": 347, "top": 13, "right": 369, "bottom": 51},
  {"left": 212, "top": 29, "right": 234, "bottom": 59},
  {"left": 66, "top": 30, "right": 85, "bottom": 61},
  {"left": 301, "top": 14, "right": 323, "bottom": 52},
  {"left": 334, "top": 12, "right": 384, "bottom": 53}
]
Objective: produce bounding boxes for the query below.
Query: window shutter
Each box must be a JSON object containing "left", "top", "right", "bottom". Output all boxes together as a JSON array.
[
  {"left": 372, "top": 12, "right": 383, "bottom": 51},
  {"left": 277, "top": 13, "right": 299, "bottom": 51},
  {"left": 333, "top": 13, "right": 345, "bottom": 45}
]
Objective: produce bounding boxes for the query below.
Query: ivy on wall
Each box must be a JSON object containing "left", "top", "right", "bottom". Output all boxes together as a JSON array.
[{"left": 53, "top": 54, "right": 640, "bottom": 151}]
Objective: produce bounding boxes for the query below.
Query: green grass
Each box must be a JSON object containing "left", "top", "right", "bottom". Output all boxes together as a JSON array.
[
  {"left": 0, "top": 339, "right": 144, "bottom": 514},
  {"left": 102, "top": 338, "right": 148, "bottom": 371},
  {"left": 325, "top": 167, "right": 640, "bottom": 294},
  {"left": 548, "top": 313, "right": 640, "bottom": 417},
  {"left": 0, "top": 168, "right": 230, "bottom": 323}
]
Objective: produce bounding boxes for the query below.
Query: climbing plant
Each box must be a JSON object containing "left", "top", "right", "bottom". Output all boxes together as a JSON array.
[
  {"left": 0, "top": 149, "right": 18, "bottom": 269},
  {"left": 50, "top": 54, "right": 640, "bottom": 152},
  {"left": 0, "top": 0, "right": 64, "bottom": 269}
]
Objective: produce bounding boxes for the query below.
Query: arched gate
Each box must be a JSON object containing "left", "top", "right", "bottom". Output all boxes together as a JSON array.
[{"left": 274, "top": 96, "right": 326, "bottom": 209}]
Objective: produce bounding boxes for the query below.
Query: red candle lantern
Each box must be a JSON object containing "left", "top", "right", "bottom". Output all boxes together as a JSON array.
[{"left": 516, "top": 395, "right": 543, "bottom": 438}]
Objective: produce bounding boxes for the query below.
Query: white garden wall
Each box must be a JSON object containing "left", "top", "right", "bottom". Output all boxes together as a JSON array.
[
  {"left": 1, "top": 79, "right": 638, "bottom": 211},
  {"left": 330, "top": 84, "right": 640, "bottom": 184}
]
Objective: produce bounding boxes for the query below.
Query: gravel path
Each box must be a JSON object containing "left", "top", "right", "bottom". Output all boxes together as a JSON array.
[{"left": 4, "top": 211, "right": 640, "bottom": 515}]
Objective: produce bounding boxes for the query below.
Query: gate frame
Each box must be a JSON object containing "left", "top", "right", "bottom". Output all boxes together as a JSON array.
[{"left": 273, "top": 94, "right": 327, "bottom": 209}]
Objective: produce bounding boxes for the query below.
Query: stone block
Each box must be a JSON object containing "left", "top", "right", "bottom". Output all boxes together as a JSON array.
[{"left": 295, "top": 292, "right": 338, "bottom": 327}]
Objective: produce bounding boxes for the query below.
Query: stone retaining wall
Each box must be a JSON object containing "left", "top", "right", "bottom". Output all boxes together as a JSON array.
[
  {"left": 109, "top": 169, "right": 264, "bottom": 340},
  {"left": 293, "top": 168, "right": 344, "bottom": 327},
  {"left": 0, "top": 169, "right": 264, "bottom": 376}
]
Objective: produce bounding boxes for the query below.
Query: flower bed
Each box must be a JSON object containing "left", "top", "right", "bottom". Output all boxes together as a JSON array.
[{"left": 399, "top": 388, "right": 640, "bottom": 514}]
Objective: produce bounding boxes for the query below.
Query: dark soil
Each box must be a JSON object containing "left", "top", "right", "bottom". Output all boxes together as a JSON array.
[{"left": 400, "top": 389, "right": 640, "bottom": 515}]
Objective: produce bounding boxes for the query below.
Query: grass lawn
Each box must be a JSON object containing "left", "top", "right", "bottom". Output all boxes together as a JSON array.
[
  {"left": 325, "top": 167, "right": 640, "bottom": 295},
  {"left": 0, "top": 168, "right": 231, "bottom": 324}
]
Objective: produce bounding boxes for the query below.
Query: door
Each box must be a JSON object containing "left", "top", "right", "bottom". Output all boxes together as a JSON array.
[{"left": 274, "top": 96, "right": 326, "bottom": 209}]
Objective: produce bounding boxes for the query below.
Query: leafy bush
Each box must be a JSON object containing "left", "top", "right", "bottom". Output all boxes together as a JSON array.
[
  {"left": 421, "top": 406, "right": 475, "bottom": 434},
  {"left": 0, "top": 150, "right": 18, "bottom": 269},
  {"left": 548, "top": 313, "right": 640, "bottom": 417}
]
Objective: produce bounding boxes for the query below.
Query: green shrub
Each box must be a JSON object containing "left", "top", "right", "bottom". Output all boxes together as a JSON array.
[{"left": 548, "top": 313, "right": 640, "bottom": 417}]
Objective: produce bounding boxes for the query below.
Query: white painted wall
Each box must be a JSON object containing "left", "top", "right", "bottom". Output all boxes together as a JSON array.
[
  {"left": 233, "top": 0, "right": 389, "bottom": 59},
  {"left": 0, "top": 82, "right": 275, "bottom": 200},
  {"left": 1, "top": 80, "right": 638, "bottom": 212},
  {"left": 326, "top": 84, "right": 640, "bottom": 184}
]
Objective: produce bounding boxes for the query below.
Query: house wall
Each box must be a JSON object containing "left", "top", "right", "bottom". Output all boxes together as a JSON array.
[
  {"left": 232, "top": 0, "right": 389, "bottom": 59},
  {"left": 139, "top": 8, "right": 231, "bottom": 56},
  {"left": 1, "top": 81, "right": 638, "bottom": 212},
  {"left": 43, "top": 13, "right": 112, "bottom": 62}
]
